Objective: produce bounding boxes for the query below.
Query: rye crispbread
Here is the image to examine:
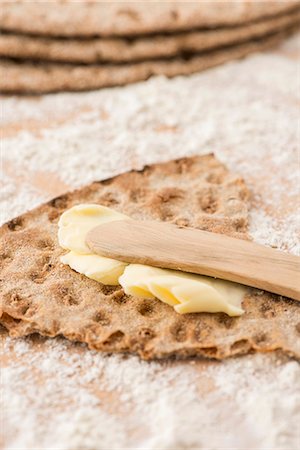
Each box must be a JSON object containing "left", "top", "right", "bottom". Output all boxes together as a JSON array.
[
  {"left": 0, "top": 32, "right": 293, "bottom": 94},
  {"left": 1, "top": 154, "right": 299, "bottom": 360},
  {"left": 0, "top": 10, "right": 299, "bottom": 64},
  {"left": 0, "top": 1, "right": 299, "bottom": 37}
]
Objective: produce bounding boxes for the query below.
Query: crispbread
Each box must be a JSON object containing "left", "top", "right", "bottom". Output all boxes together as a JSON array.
[
  {"left": 0, "top": 10, "right": 299, "bottom": 63},
  {"left": 0, "top": 32, "right": 292, "bottom": 93},
  {"left": 0, "top": 1, "right": 299, "bottom": 37},
  {"left": 1, "top": 154, "right": 299, "bottom": 360}
]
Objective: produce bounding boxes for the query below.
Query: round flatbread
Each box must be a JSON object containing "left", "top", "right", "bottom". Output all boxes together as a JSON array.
[
  {"left": 0, "top": 32, "right": 290, "bottom": 94},
  {"left": 0, "top": 1, "right": 299, "bottom": 37},
  {"left": 0, "top": 9, "right": 299, "bottom": 63}
]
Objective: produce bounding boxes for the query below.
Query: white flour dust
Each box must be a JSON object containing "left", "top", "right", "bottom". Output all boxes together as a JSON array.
[{"left": 2, "top": 337, "right": 300, "bottom": 450}]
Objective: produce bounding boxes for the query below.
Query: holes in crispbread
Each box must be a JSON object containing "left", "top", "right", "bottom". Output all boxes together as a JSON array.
[
  {"left": 29, "top": 255, "right": 53, "bottom": 284},
  {"left": 232, "top": 216, "right": 247, "bottom": 232},
  {"left": 0, "top": 313, "right": 22, "bottom": 326},
  {"left": 29, "top": 272, "right": 47, "bottom": 284},
  {"left": 253, "top": 333, "right": 268, "bottom": 345},
  {"left": 206, "top": 172, "right": 225, "bottom": 185},
  {"left": 129, "top": 188, "right": 148, "bottom": 203},
  {"left": 138, "top": 300, "right": 155, "bottom": 317},
  {"left": 99, "top": 191, "right": 120, "bottom": 206},
  {"left": 193, "top": 323, "right": 212, "bottom": 342},
  {"left": 147, "top": 187, "right": 184, "bottom": 221},
  {"left": 48, "top": 195, "right": 68, "bottom": 209},
  {"left": 138, "top": 328, "right": 156, "bottom": 340},
  {"left": 61, "top": 292, "right": 80, "bottom": 306},
  {"left": 112, "top": 290, "right": 130, "bottom": 305},
  {"left": 52, "top": 285, "right": 81, "bottom": 306},
  {"left": 100, "top": 285, "right": 120, "bottom": 296},
  {"left": 94, "top": 311, "right": 111, "bottom": 326},
  {"left": 6, "top": 217, "right": 24, "bottom": 231},
  {"left": 198, "top": 187, "right": 219, "bottom": 214},
  {"left": 158, "top": 209, "right": 175, "bottom": 221},
  {"left": 157, "top": 187, "right": 184, "bottom": 203},
  {"left": 43, "top": 262, "right": 53, "bottom": 273},
  {"left": 0, "top": 251, "right": 12, "bottom": 268},
  {"left": 5, "top": 292, "right": 32, "bottom": 316},
  {"left": 23, "top": 305, "right": 38, "bottom": 318},
  {"left": 217, "top": 313, "right": 235, "bottom": 329},
  {"left": 36, "top": 238, "right": 54, "bottom": 250},
  {"left": 170, "top": 323, "right": 187, "bottom": 342},
  {"left": 1, "top": 251, "right": 12, "bottom": 260},
  {"left": 103, "top": 330, "right": 125, "bottom": 346},
  {"left": 230, "top": 339, "right": 251, "bottom": 353},
  {"left": 174, "top": 217, "right": 190, "bottom": 228},
  {"left": 174, "top": 158, "right": 195, "bottom": 174},
  {"left": 260, "top": 302, "right": 276, "bottom": 318},
  {"left": 48, "top": 210, "right": 60, "bottom": 221},
  {"left": 200, "top": 346, "right": 218, "bottom": 358}
]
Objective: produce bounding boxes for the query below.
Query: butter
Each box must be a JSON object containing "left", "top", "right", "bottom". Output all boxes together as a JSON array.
[
  {"left": 58, "top": 203, "right": 128, "bottom": 254},
  {"left": 61, "top": 251, "right": 126, "bottom": 285},
  {"left": 58, "top": 204, "right": 246, "bottom": 316},
  {"left": 120, "top": 264, "right": 245, "bottom": 316},
  {"left": 58, "top": 204, "right": 128, "bottom": 285}
]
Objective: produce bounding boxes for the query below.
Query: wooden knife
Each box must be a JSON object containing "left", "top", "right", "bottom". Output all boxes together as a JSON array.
[{"left": 86, "top": 219, "right": 300, "bottom": 301}]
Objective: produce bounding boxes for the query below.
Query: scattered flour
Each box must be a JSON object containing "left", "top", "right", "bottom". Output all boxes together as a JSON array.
[
  {"left": 1, "top": 33, "right": 299, "bottom": 449},
  {"left": 1, "top": 337, "right": 300, "bottom": 450}
]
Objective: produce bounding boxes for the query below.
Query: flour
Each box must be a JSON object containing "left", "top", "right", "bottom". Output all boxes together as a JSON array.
[
  {"left": 2, "top": 337, "right": 299, "bottom": 449},
  {"left": 1, "top": 33, "right": 300, "bottom": 449}
]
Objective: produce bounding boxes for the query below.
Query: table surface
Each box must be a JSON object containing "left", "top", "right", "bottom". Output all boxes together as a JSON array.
[{"left": 1, "top": 33, "right": 300, "bottom": 450}]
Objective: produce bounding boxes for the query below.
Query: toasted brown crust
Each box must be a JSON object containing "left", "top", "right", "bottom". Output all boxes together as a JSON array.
[
  {"left": 0, "top": 10, "right": 299, "bottom": 64},
  {"left": 0, "top": 31, "right": 294, "bottom": 94},
  {"left": 0, "top": 1, "right": 299, "bottom": 37},
  {"left": 0, "top": 154, "right": 299, "bottom": 361}
]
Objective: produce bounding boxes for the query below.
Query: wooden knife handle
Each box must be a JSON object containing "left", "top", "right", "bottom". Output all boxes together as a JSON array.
[{"left": 86, "top": 220, "right": 300, "bottom": 301}]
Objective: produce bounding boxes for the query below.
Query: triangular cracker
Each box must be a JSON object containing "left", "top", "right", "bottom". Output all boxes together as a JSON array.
[{"left": 1, "top": 155, "right": 299, "bottom": 360}]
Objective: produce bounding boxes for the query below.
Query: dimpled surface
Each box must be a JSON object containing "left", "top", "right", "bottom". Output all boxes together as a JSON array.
[{"left": 0, "top": 154, "right": 299, "bottom": 360}]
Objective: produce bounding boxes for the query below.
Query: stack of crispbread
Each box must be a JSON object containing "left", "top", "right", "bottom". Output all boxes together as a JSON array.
[{"left": 0, "top": 1, "right": 300, "bottom": 93}]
